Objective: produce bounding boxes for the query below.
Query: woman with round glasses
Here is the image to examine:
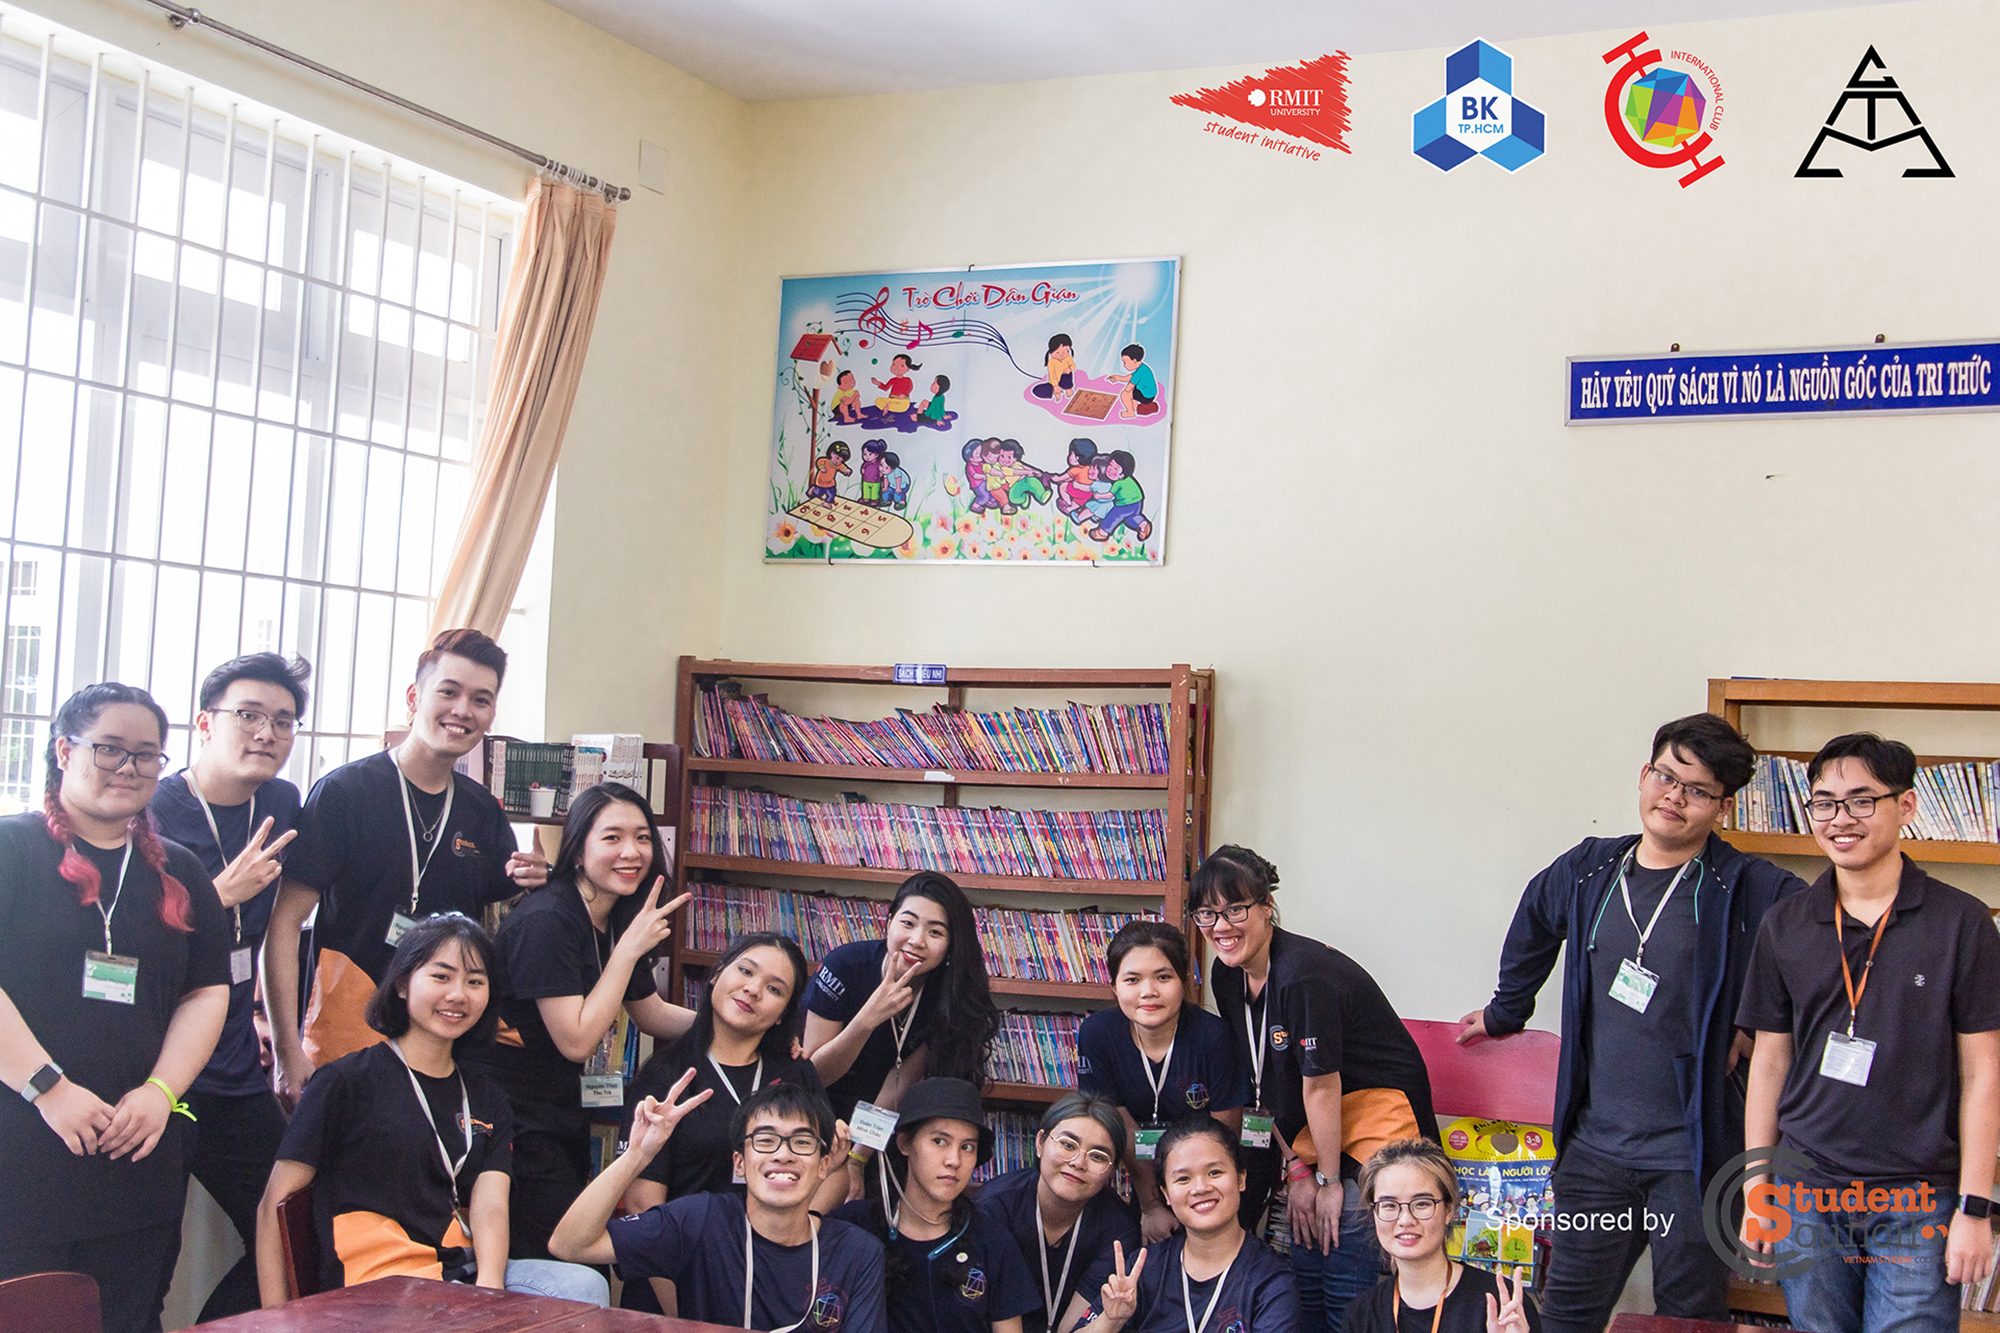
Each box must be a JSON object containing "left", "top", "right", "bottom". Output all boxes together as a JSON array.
[
  {"left": 0, "top": 684, "right": 231, "bottom": 1333},
  {"left": 1078, "top": 920, "right": 1251, "bottom": 1241},
  {"left": 1344, "top": 1139, "right": 1538, "bottom": 1333},
  {"left": 973, "top": 1091, "right": 1140, "bottom": 1333},
  {"left": 1191, "top": 845, "right": 1436, "bottom": 1333},
  {"left": 1083, "top": 1116, "right": 1299, "bottom": 1331}
]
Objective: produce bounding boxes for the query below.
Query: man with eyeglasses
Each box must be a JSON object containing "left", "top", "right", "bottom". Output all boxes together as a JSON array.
[
  {"left": 1737, "top": 733, "right": 2000, "bottom": 1333},
  {"left": 148, "top": 652, "right": 310, "bottom": 1321},
  {"left": 552, "top": 1076, "right": 885, "bottom": 1331},
  {"left": 1458, "top": 713, "right": 1804, "bottom": 1333}
]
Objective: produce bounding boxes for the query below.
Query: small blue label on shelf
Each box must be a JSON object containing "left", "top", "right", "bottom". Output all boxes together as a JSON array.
[{"left": 893, "top": 663, "right": 948, "bottom": 685}]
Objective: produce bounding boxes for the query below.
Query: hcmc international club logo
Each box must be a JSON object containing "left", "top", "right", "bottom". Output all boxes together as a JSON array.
[
  {"left": 1602, "top": 32, "right": 1725, "bottom": 186},
  {"left": 1413, "top": 40, "right": 1544, "bottom": 172}
]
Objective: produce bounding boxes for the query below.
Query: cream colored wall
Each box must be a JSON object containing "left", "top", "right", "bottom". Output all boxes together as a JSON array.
[
  {"left": 716, "top": 0, "right": 2000, "bottom": 1026},
  {"left": 24, "top": 0, "right": 744, "bottom": 748}
]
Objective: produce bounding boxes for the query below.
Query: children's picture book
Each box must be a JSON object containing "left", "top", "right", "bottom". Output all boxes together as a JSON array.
[{"left": 767, "top": 258, "right": 1179, "bottom": 564}]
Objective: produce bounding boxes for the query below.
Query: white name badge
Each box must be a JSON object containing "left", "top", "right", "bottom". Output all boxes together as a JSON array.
[
  {"left": 386, "top": 913, "right": 418, "bottom": 947},
  {"left": 1820, "top": 1031, "right": 1877, "bottom": 1087},
  {"left": 849, "top": 1099, "right": 899, "bottom": 1152},
  {"left": 1134, "top": 1124, "right": 1166, "bottom": 1162},
  {"left": 230, "top": 946, "right": 255, "bottom": 986},
  {"left": 83, "top": 951, "right": 139, "bottom": 1004},
  {"left": 1608, "top": 958, "right": 1659, "bottom": 1014},
  {"left": 1241, "top": 1109, "right": 1275, "bottom": 1150},
  {"left": 581, "top": 1073, "right": 624, "bottom": 1108}
]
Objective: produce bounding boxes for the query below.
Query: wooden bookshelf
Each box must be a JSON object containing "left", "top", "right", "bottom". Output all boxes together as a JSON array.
[
  {"left": 1729, "top": 1276, "right": 2000, "bottom": 1329},
  {"left": 1708, "top": 678, "right": 2000, "bottom": 873},
  {"left": 671, "top": 657, "right": 1215, "bottom": 1107}
]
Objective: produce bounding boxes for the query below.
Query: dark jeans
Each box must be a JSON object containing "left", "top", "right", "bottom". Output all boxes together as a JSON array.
[
  {"left": 1539, "top": 1141, "right": 1728, "bottom": 1333},
  {"left": 0, "top": 1222, "right": 181, "bottom": 1333},
  {"left": 1289, "top": 1183, "right": 1386, "bottom": 1333},
  {"left": 1774, "top": 1176, "right": 1959, "bottom": 1333},
  {"left": 183, "top": 1086, "right": 288, "bottom": 1321}
]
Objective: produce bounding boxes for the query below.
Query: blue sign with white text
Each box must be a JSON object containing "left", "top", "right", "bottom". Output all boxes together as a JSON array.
[{"left": 1567, "top": 342, "right": 2000, "bottom": 423}]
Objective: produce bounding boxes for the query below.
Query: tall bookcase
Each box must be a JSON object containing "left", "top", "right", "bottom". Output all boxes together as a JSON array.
[{"left": 668, "top": 657, "right": 1216, "bottom": 1108}]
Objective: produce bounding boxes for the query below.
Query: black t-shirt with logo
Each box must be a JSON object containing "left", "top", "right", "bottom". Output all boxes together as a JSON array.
[
  {"left": 624, "top": 1030, "right": 824, "bottom": 1199},
  {"left": 831, "top": 1195, "right": 1041, "bottom": 1333},
  {"left": 806, "top": 938, "right": 946, "bottom": 1117},
  {"left": 1346, "top": 1265, "right": 1543, "bottom": 1333},
  {"left": 0, "top": 813, "right": 230, "bottom": 1246},
  {"left": 276, "top": 1041, "right": 513, "bottom": 1291},
  {"left": 285, "top": 751, "right": 518, "bottom": 1063},
  {"left": 1081, "top": 1231, "right": 1300, "bottom": 1332},
  {"left": 974, "top": 1163, "right": 1139, "bottom": 1333},
  {"left": 1077, "top": 1003, "right": 1253, "bottom": 1127}
]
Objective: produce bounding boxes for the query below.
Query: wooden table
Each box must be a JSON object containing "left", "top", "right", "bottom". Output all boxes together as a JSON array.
[
  {"left": 1611, "top": 1315, "right": 1790, "bottom": 1333},
  {"left": 191, "top": 1276, "right": 740, "bottom": 1331}
]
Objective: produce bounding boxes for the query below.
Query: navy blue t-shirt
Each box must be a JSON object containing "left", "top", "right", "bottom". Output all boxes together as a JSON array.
[
  {"left": 150, "top": 771, "right": 302, "bottom": 1097},
  {"left": 1083, "top": 1232, "right": 1300, "bottom": 1332},
  {"left": 974, "top": 1164, "right": 1140, "bottom": 1333},
  {"left": 608, "top": 1190, "right": 884, "bottom": 1332},
  {"left": 832, "top": 1194, "right": 1041, "bottom": 1333},
  {"left": 1077, "top": 1005, "right": 1253, "bottom": 1127},
  {"left": 806, "top": 939, "right": 944, "bottom": 1116}
]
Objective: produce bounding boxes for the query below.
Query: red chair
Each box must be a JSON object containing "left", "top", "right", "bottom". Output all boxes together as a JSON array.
[
  {"left": 0, "top": 1271, "right": 101, "bottom": 1333},
  {"left": 275, "top": 1182, "right": 322, "bottom": 1300},
  {"left": 1404, "top": 1018, "right": 1560, "bottom": 1125}
]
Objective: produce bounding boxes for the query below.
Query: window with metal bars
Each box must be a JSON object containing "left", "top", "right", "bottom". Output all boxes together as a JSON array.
[{"left": 0, "top": 9, "right": 537, "bottom": 811}]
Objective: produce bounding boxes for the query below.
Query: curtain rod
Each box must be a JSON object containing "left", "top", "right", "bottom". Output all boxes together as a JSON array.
[{"left": 138, "top": 0, "right": 632, "bottom": 202}]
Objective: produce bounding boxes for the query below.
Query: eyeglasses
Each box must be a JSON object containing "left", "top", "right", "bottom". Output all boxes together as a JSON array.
[
  {"left": 1806, "top": 791, "right": 1903, "bottom": 822},
  {"left": 68, "top": 738, "right": 168, "bottom": 777},
  {"left": 1045, "top": 1131, "right": 1115, "bottom": 1170},
  {"left": 1643, "top": 764, "right": 1723, "bottom": 807},
  {"left": 743, "top": 1129, "right": 824, "bottom": 1156},
  {"left": 1369, "top": 1196, "right": 1444, "bottom": 1223},
  {"left": 1191, "top": 900, "right": 1264, "bottom": 929},
  {"left": 218, "top": 707, "right": 298, "bottom": 737}
]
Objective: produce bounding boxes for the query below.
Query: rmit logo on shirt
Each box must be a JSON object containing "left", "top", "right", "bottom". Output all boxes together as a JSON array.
[
  {"left": 1299, "top": 1037, "right": 1318, "bottom": 1052},
  {"left": 816, "top": 969, "right": 846, "bottom": 1000},
  {"left": 452, "top": 833, "right": 479, "bottom": 857}
]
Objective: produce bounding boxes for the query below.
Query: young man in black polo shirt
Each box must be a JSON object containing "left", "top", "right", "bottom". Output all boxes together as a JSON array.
[
  {"left": 1458, "top": 713, "right": 1804, "bottom": 1333},
  {"left": 1738, "top": 733, "right": 2000, "bottom": 1333},
  {"left": 264, "top": 629, "right": 547, "bottom": 1104}
]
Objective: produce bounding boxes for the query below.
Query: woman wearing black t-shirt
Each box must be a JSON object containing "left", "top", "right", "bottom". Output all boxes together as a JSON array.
[
  {"left": 0, "top": 683, "right": 231, "bottom": 1333},
  {"left": 618, "top": 930, "right": 826, "bottom": 1313},
  {"left": 465, "top": 783, "right": 694, "bottom": 1260},
  {"left": 1345, "top": 1139, "right": 1538, "bottom": 1333}
]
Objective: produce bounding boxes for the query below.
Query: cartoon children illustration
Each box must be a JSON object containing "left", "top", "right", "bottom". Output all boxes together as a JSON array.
[
  {"left": 831, "top": 369, "right": 861, "bottom": 423},
  {"left": 1082, "top": 455, "right": 1116, "bottom": 527},
  {"left": 920, "top": 374, "right": 950, "bottom": 423},
  {"left": 807, "top": 440, "right": 851, "bottom": 502},
  {"left": 981, "top": 438, "right": 1052, "bottom": 515},
  {"left": 962, "top": 438, "right": 992, "bottom": 514},
  {"left": 1052, "top": 438, "right": 1098, "bottom": 523},
  {"left": 872, "top": 354, "right": 920, "bottom": 414},
  {"left": 882, "top": 451, "right": 910, "bottom": 511},
  {"left": 1031, "top": 333, "right": 1076, "bottom": 403},
  {"left": 1087, "top": 449, "right": 1152, "bottom": 541},
  {"left": 858, "top": 439, "right": 889, "bottom": 506},
  {"left": 1108, "top": 343, "right": 1160, "bottom": 418}
]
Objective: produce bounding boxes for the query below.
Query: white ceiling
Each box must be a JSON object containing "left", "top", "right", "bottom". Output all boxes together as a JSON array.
[{"left": 546, "top": 0, "right": 1914, "bottom": 102}]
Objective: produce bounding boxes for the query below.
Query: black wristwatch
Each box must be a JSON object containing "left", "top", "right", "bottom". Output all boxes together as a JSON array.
[
  {"left": 21, "top": 1062, "right": 62, "bottom": 1104},
  {"left": 1959, "top": 1194, "right": 1994, "bottom": 1220}
]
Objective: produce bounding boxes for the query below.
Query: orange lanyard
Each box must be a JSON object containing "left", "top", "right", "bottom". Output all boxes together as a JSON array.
[
  {"left": 1393, "top": 1262, "right": 1456, "bottom": 1333},
  {"left": 1833, "top": 896, "right": 1896, "bottom": 1038}
]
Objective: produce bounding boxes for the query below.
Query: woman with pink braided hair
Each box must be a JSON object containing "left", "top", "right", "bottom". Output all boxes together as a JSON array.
[{"left": 0, "top": 682, "right": 231, "bottom": 1333}]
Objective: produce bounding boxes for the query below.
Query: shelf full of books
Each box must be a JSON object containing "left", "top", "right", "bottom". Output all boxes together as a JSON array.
[{"left": 671, "top": 658, "right": 1214, "bottom": 1109}]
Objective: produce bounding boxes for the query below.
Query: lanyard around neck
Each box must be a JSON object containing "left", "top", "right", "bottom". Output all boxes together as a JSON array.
[
  {"left": 94, "top": 836, "right": 135, "bottom": 948},
  {"left": 1616, "top": 855, "right": 1692, "bottom": 968},
  {"left": 1037, "top": 1197, "right": 1084, "bottom": 1326},
  {"left": 888, "top": 974, "right": 925, "bottom": 1067},
  {"left": 188, "top": 770, "right": 253, "bottom": 943},
  {"left": 1244, "top": 991, "right": 1269, "bottom": 1095},
  {"left": 1835, "top": 894, "right": 1897, "bottom": 1037},
  {"left": 1181, "top": 1235, "right": 1242, "bottom": 1333},
  {"left": 394, "top": 756, "right": 454, "bottom": 915},
  {"left": 1137, "top": 1026, "right": 1177, "bottom": 1123},
  {"left": 746, "top": 1212, "right": 819, "bottom": 1333},
  {"left": 707, "top": 1053, "right": 765, "bottom": 1105},
  {"left": 1394, "top": 1261, "right": 1458, "bottom": 1333},
  {"left": 390, "top": 1040, "right": 472, "bottom": 1186}
]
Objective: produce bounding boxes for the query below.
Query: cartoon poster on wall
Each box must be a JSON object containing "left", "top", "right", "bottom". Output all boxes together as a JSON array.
[{"left": 766, "top": 259, "right": 1179, "bottom": 564}]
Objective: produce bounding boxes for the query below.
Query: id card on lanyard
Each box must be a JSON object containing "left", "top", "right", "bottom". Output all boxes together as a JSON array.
[
  {"left": 1241, "top": 992, "right": 1273, "bottom": 1150},
  {"left": 1820, "top": 898, "right": 1895, "bottom": 1087},
  {"left": 392, "top": 763, "right": 454, "bottom": 946},
  {"left": 1136, "top": 1030, "right": 1176, "bottom": 1161},
  {"left": 1605, "top": 855, "right": 1692, "bottom": 1015},
  {"left": 579, "top": 928, "right": 625, "bottom": 1108},
  {"left": 81, "top": 843, "right": 139, "bottom": 1005},
  {"left": 189, "top": 772, "right": 258, "bottom": 985},
  {"left": 390, "top": 1041, "right": 474, "bottom": 1232}
]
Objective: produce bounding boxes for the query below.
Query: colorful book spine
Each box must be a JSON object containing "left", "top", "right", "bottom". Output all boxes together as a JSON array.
[{"left": 1735, "top": 753, "right": 2000, "bottom": 843}]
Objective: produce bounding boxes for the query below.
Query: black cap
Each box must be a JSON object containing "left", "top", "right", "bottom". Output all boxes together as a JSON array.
[{"left": 895, "top": 1077, "right": 992, "bottom": 1164}]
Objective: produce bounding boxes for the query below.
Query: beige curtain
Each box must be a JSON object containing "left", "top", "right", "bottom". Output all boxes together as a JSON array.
[{"left": 428, "top": 177, "right": 617, "bottom": 637}]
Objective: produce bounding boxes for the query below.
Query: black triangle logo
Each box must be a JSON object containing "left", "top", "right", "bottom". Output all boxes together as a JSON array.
[{"left": 1796, "top": 48, "right": 1953, "bottom": 178}]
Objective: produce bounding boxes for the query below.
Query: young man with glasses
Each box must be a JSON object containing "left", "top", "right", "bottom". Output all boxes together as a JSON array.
[
  {"left": 263, "top": 629, "right": 548, "bottom": 1106},
  {"left": 1737, "top": 733, "right": 2000, "bottom": 1333},
  {"left": 552, "top": 1075, "right": 885, "bottom": 1331},
  {"left": 147, "top": 653, "right": 309, "bottom": 1320},
  {"left": 1458, "top": 713, "right": 1804, "bottom": 1333}
]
